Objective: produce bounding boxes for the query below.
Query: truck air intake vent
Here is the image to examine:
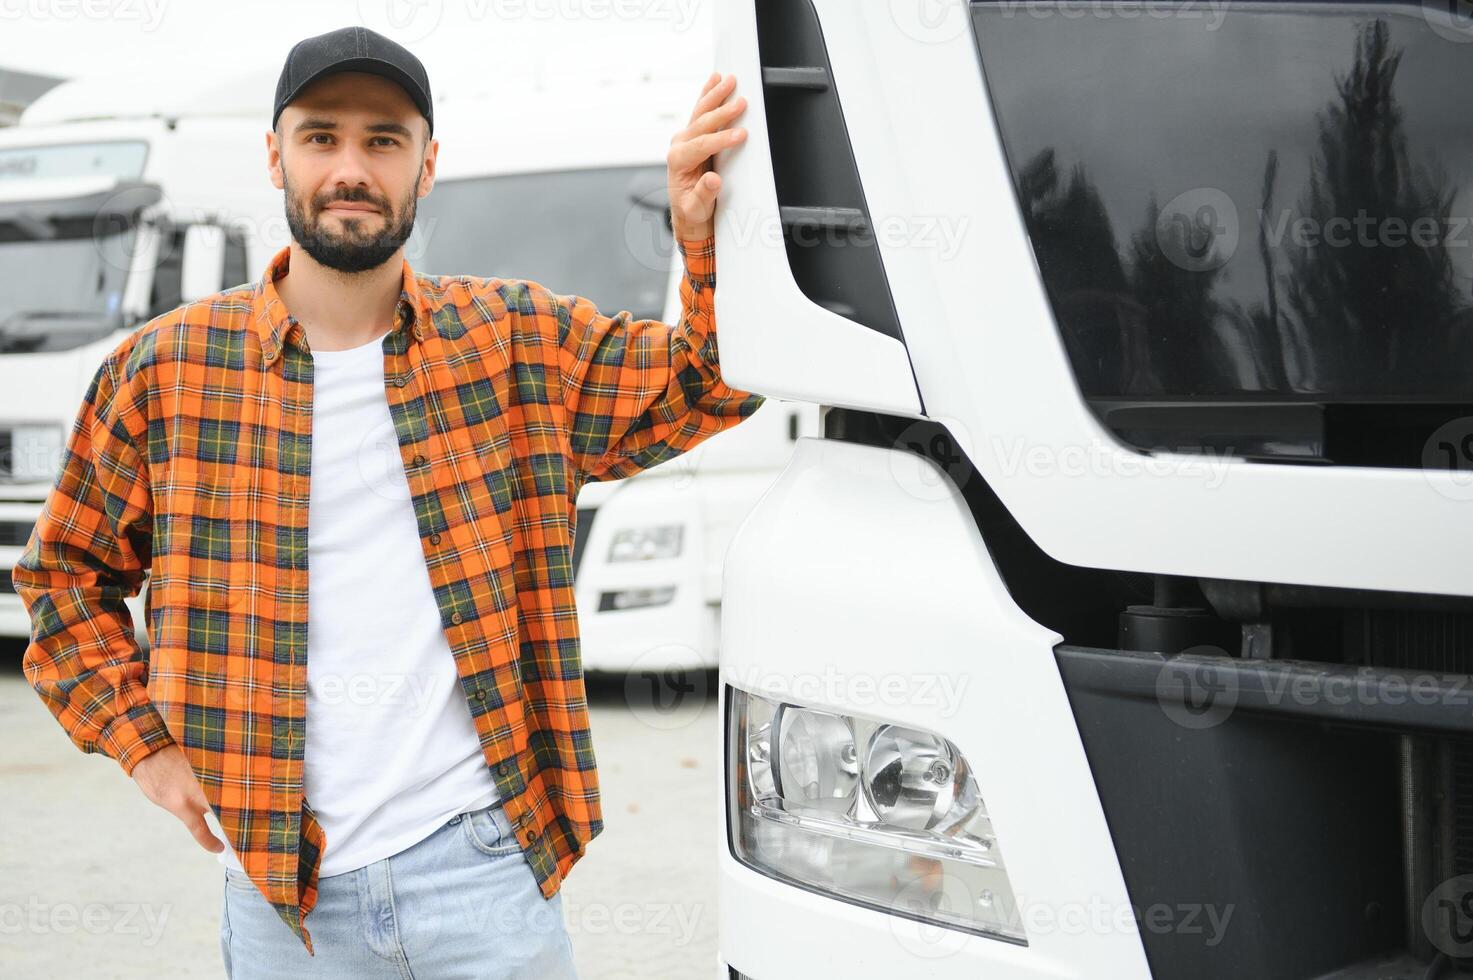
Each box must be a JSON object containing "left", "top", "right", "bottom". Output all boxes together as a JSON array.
[{"left": 753, "top": 0, "right": 904, "bottom": 342}]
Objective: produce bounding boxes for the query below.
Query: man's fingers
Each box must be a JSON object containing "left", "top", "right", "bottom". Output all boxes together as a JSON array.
[
  {"left": 688, "top": 73, "right": 737, "bottom": 125},
  {"left": 164, "top": 782, "right": 224, "bottom": 854},
  {"left": 687, "top": 73, "right": 718, "bottom": 123},
  {"left": 690, "top": 171, "right": 721, "bottom": 206},
  {"left": 669, "top": 128, "right": 747, "bottom": 173},
  {"left": 674, "top": 172, "right": 723, "bottom": 223},
  {"left": 686, "top": 97, "right": 747, "bottom": 140},
  {"left": 179, "top": 801, "right": 225, "bottom": 853}
]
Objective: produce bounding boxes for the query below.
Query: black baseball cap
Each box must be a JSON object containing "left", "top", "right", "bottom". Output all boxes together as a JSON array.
[{"left": 273, "top": 27, "right": 434, "bottom": 137}]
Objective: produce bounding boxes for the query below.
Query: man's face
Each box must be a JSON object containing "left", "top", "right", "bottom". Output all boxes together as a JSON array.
[{"left": 267, "top": 72, "right": 437, "bottom": 273}]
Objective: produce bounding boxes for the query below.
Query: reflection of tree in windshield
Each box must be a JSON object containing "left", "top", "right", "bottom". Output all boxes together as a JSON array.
[
  {"left": 1125, "top": 197, "right": 1229, "bottom": 396},
  {"left": 1015, "top": 149, "right": 1232, "bottom": 396},
  {"left": 1278, "top": 19, "right": 1467, "bottom": 395},
  {"left": 1014, "top": 148, "right": 1139, "bottom": 393},
  {"left": 1010, "top": 16, "right": 1473, "bottom": 400}
]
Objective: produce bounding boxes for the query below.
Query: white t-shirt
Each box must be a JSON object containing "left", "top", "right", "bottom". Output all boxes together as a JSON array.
[{"left": 215, "top": 326, "right": 500, "bottom": 877}]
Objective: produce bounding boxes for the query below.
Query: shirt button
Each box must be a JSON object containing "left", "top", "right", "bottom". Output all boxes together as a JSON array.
[
  {"left": 451, "top": 612, "right": 463, "bottom": 625},
  {"left": 429, "top": 533, "right": 441, "bottom": 545},
  {"left": 394, "top": 375, "right": 408, "bottom": 388},
  {"left": 497, "top": 761, "right": 509, "bottom": 775},
  {"left": 476, "top": 690, "right": 487, "bottom": 703},
  {"left": 413, "top": 454, "right": 427, "bottom": 467}
]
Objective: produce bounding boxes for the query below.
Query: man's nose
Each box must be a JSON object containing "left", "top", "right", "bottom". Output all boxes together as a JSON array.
[{"left": 321, "top": 142, "right": 377, "bottom": 194}]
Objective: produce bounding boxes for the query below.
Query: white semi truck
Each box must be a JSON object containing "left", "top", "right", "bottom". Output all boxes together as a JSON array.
[
  {"left": 0, "top": 69, "right": 284, "bottom": 649},
  {"left": 714, "top": 1, "right": 1473, "bottom": 978},
  {"left": 1, "top": 67, "right": 814, "bottom": 674}
]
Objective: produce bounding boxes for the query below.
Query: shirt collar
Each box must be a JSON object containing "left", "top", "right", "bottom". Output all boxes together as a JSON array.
[{"left": 251, "top": 245, "right": 434, "bottom": 368}]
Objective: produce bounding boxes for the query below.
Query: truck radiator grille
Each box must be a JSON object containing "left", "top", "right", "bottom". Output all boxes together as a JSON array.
[{"left": 1356, "top": 610, "right": 1473, "bottom": 676}]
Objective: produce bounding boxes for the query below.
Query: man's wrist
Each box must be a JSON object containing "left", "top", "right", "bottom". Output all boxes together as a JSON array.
[
  {"left": 677, "top": 237, "right": 716, "bottom": 290},
  {"left": 671, "top": 212, "right": 714, "bottom": 242}
]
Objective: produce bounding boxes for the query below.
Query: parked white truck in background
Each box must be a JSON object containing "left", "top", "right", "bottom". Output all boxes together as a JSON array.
[
  {"left": 0, "top": 69, "right": 283, "bottom": 649},
  {"left": 715, "top": 1, "right": 1473, "bottom": 978},
  {"left": 0, "top": 66, "right": 815, "bottom": 675}
]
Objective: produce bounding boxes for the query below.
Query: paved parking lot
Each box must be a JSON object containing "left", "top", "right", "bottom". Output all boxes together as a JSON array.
[{"left": 0, "top": 648, "right": 721, "bottom": 979}]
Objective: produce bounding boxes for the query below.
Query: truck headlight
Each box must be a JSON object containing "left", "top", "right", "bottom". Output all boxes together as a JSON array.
[
  {"left": 777, "top": 706, "right": 859, "bottom": 815},
  {"left": 864, "top": 724, "right": 967, "bottom": 831},
  {"left": 7, "top": 425, "right": 64, "bottom": 483},
  {"left": 727, "top": 685, "right": 1025, "bottom": 944},
  {"left": 608, "top": 524, "right": 683, "bottom": 562}
]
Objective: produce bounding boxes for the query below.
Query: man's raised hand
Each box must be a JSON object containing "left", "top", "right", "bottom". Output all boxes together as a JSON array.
[{"left": 667, "top": 72, "right": 748, "bottom": 242}]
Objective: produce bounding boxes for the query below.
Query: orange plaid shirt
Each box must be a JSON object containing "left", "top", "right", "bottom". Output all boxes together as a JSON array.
[{"left": 15, "top": 236, "right": 764, "bottom": 954}]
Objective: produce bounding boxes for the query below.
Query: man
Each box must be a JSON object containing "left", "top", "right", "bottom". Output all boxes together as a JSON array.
[{"left": 15, "top": 26, "right": 763, "bottom": 979}]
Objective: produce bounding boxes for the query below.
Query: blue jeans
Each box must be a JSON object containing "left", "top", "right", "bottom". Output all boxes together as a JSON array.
[{"left": 220, "top": 801, "right": 579, "bottom": 979}]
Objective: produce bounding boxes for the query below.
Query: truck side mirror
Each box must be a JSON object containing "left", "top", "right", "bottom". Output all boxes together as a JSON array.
[{"left": 180, "top": 224, "right": 226, "bottom": 302}]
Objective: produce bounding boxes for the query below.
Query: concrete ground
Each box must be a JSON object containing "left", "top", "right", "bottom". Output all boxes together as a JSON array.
[{"left": 0, "top": 646, "right": 722, "bottom": 979}]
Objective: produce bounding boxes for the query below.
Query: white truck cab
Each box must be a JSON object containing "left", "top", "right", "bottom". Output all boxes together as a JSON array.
[
  {"left": 0, "top": 70, "right": 285, "bottom": 647},
  {"left": 714, "top": 1, "right": 1473, "bottom": 977}
]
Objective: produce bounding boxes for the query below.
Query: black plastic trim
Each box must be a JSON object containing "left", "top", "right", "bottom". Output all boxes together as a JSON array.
[
  {"left": 753, "top": 0, "right": 910, "bottom": 352},
  {"left": 1059, "top": 644, "right": 1473, "bottom": 736}
]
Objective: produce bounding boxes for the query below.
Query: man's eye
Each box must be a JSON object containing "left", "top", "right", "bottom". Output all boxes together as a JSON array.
[
  {"left": 308, "top": 133, "right": 333, "bottom": 145},
  {"left": 371, "top": 137, "right": 399, "bottom": 147}
]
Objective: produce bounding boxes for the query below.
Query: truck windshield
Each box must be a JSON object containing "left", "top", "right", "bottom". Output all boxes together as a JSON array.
[
  {"left": 972, "top": 0, "right": 1473, "bottom": 464},
  {"left": 411, "top": 164, "right": 673, "bottom": 320},
  {"left": 0, "top": 227, "right": 133, "bottom": 353}
]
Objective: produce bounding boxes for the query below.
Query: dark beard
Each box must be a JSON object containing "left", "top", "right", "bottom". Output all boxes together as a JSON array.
[{"left": 284, "top": 171, "right": 418, "bottom": 274}]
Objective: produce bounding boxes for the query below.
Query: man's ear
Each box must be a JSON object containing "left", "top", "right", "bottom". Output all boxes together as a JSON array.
[
  {"left": 267, "top": 128, "right": 285, "bottom": 191},
  {"left": 417, "top": 136, "right": 438, "bottom": 199}
]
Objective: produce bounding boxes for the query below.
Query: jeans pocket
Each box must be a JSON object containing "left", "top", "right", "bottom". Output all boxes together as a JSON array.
[
  {"left": 462, "top": 804, "right": 523, "bottom": 858},
  {"left": 224, "top": 867, "right": 257, "bottom": 892}
]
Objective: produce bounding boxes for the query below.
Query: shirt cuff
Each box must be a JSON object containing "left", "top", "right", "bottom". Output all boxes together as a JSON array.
[
  {"left": 99, "top": 700, "right": 175, "bottom": 776},
  {"left": 677, "top": 237, "right": 716, "bottom": 291}
]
